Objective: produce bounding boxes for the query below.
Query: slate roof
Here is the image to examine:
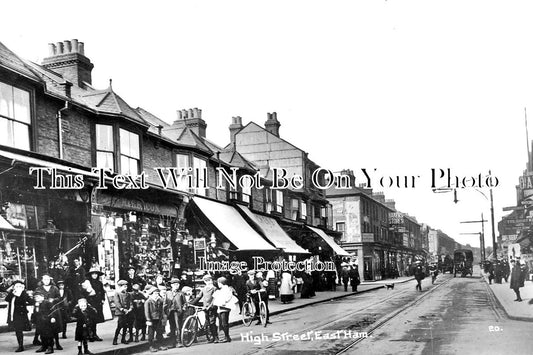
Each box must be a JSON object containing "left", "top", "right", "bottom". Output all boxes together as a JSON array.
[
  {"left": 135, "top": 107, "right": 171, "bottom": 134},
  {"left": 0, "top": 41, "right": 41, "bottom": 82},
  {"left": 219, "top": 144, "right": 257, "bottom": 171}
]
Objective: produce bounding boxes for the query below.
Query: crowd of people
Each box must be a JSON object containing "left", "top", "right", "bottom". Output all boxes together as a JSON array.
[
  {"left": 485, "top": 256, "right": 530, "bottom": 302},
  {"left": 5, "top": 260, "right": 322, "bottom": 353}
]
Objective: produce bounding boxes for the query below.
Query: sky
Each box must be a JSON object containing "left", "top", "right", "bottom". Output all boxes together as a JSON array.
[{"left": 2, "top": 0, "right": 533, "bottom": 249}]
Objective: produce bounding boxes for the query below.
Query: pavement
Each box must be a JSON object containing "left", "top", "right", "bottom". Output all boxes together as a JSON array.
[
  {"left": 0, "top": 277, "right": 414, "bottom": 354},
  {"left": 482, "top": 271, "right": 533, "bottom": 321}
]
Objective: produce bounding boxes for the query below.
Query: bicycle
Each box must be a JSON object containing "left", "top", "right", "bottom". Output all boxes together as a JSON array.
[
  {"left": 180, "top": 305, "right": 209, "bottom": 347},
  {"left": 241, "top": 291, "right": 268, "bottom": 327}
]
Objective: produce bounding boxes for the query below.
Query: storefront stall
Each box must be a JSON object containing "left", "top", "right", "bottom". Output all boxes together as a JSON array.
[{"left": 92, "top": 190, "right": 185, "bottom": 284}]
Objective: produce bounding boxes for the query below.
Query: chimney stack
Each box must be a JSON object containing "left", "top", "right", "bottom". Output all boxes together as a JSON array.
[
  {"left": 42, "top": 39, "right": 94, "bottom": 88},
  {"left": 172, "top": 107, "right": 207, "bottom": 138},
  {"left": 265, "top": 111, "right": 280, "bottom": 137},
  {"left": 229, "top": 116, "right": 243, "bottom": 144}
]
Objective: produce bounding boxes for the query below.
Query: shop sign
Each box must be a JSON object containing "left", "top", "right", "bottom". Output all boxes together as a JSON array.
[
  {"left": 362, "top": 233, "right": 374, "bottom": 242},
  {"left": 97, "top": 193, "right": 177, "bottom": 216},
  {"left": 389, "top": 212, "right": 403, "bottom": 225},
  {"left": 193, "top": 238, "right": 206, "bottom": 265}
]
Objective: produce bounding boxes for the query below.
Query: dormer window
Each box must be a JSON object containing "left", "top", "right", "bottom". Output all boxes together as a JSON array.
[{"left": 0, "top": 82, "right": 31, "bottom": 150}]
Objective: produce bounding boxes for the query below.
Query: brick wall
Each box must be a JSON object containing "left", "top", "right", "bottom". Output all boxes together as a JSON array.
[
  {"left": 142, "top": 137, "right": 173, "bottom": 185},
  {"left": 35, "top": 94, "right": 92, "bottom": 166}
]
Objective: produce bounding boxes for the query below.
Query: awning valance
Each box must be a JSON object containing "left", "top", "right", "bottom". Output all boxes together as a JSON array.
[
  {"left": 307, "top": 225, "right": 351, "bottom": 256},
  {"left": 236, "top": 205, "right": 309, "bottom": 254},
  {"left": 0, "top": 149, "right": 99, "bottom": 178},
  {"left": 0, "top": 215, "right": 17, "bottom": 231},
  {"left": 192, "top": 197, "right": 277, "bottom": 251}
]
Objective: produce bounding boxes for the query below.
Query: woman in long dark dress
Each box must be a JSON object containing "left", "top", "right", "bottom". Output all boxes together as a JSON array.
[
  {"left": 300, "top": 272, "right": 315, "bottom": 299},
  {"left": 5, "top": 280, "right": 34, "bottom": 352},
  {"left": 83, "top": 268, "right": 106, "bottom": 341}
]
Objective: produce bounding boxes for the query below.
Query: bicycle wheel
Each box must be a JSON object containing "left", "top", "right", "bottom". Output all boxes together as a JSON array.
[
  {"left": 242, "top": 302, "right": 254, "bottom": 327},
  {"left": 259, "top": 302, "right": 267, "bottom": 327},
  {"left": 181, "top": 315, "right": 199, "bottom": 347}
]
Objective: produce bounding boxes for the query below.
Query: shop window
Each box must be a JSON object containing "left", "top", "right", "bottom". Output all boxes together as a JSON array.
[
  {"left": 119, "top": 128, "right": 140, "bottom": 175},
  {"left": 0, "top": 82, "right": 31, "bottom": 150},
  {"left": 96, "top": 124, "right": 114, "bottom": 171},
  {"left": 275, "top": 190, "right": 283, "bottom": 213}
]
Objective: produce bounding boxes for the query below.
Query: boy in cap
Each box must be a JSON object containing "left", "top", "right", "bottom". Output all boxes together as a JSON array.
[
  {"left": 166, "top": 278, "right": 186, "bottom": 348},
  {"left": 125, "top": 266, "right": 145, "bottom": 292},
  {"left": 71, "top": 298, "right": 97, "bottom": 355},
  {"left": 56, "top": 280, "right": 72, "bottom": 339},
  {"left": 32, "top": 291, "right": 58, "bottom": 354},
  {"left": 130, "top": 283, "right": 147, "bottom": 342},
  {"left": 113, "top": 280, "right": 133, "bottom": 345},
  {"left": 144, "top": 285, "right": 167, "bottom": 352}
]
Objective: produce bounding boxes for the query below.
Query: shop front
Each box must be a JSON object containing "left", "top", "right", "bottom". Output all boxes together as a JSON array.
[
  {"left": 0, "top": 163, "right": 92, "bottom": 289},
  {"left": 186, "top": 196, "right": 279, "bottom": 278},
  {"left": 91, "top": 189, "right": 186, "bottom": 285}
]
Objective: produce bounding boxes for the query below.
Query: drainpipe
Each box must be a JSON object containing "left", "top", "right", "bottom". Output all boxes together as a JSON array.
[{"left": 57, "top": 101, "right": 69, "bottom": 159}]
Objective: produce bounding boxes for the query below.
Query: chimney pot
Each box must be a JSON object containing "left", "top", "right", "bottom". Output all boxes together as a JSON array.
[
  {"left": 42, "top": 39, "right": 93, "bottom": 88},
  {"left": 63, "top": 40, "right": 72, "bottom": 53},
  {"left": 56, "top": 42, "right": 64, "bottom": 54},
  {"left": 188, "top": 109, "right": 193, "bottom": 118},
  {"left": 177, "top": 110, "right": 182, "bottom": 120},
  {"left": 78, "top": 42, "right": 85, "bottom": 55},
  {"left": 48, "top": 43, "right": 56, "bottom": 56},
  {"left": 182, "top": 109, "right": 188, "bottom": 119},
  {"left": 71, "top": 39, "right": 79, "bottom": 53},
  {"left": 193, "top": 108, "right": 199, "bottom": 118}
]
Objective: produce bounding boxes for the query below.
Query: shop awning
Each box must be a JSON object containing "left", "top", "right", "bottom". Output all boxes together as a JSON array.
[
  {"left": 191, "top": 197, "right": 277, "bottom": 251},
  {"left": 307, "top": 225, "right": 351, "bottom": 256},
  {"left": 0, "top": 149, "right": 99, "bottom": 178},
  {"left": 236, "top": 205, "right": 309, "bottom": 254},
  {"left": 0, "top": 215, "right": 17, "bottom": 231}
]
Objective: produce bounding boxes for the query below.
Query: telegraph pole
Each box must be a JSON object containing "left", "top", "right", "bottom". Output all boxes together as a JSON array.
[{"left": 460, "top": 214, "right": 488, "bottom": 261}]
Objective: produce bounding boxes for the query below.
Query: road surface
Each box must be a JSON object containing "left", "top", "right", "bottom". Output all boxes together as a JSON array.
[{"left": 137, "top": 274, "right": 533, "bottom": 354}]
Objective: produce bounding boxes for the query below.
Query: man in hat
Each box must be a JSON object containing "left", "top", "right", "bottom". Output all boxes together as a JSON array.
[
  {"left": 144, "top": 285, "right": 167, "bottom": 352},
  {"left": 165, "top": 278, "right": 186, "bottom": 348},
  {"left": 192, "top": 274, "right": 218, "bottom": 342},
  {"left": 69, "top": 258, "right": 86, "bottom": 305},
  {"left": 125, "top": 266, "right": 145, "bottom": 293},
  {"left": 340, "top": 263, "right": 350, "bottom": 292},
  {"left": 413, "top": 261, "right": 425, "bottom": 291},
  {"left": 113, "top": 280, "right": 133, "bottom": 345}
]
